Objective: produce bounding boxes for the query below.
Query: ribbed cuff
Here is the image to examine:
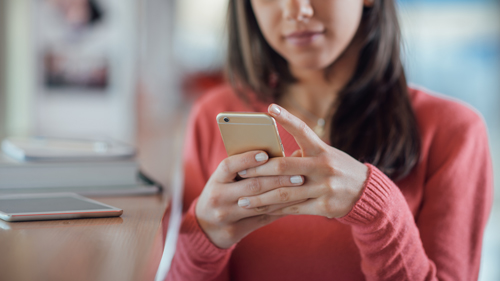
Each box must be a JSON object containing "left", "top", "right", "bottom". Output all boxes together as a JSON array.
[
  {"left": 337, "top": 164, "right": 394, "bottom": 226},
  {"left": 179, "top": 198, "right": 236, "bottom": 260}
]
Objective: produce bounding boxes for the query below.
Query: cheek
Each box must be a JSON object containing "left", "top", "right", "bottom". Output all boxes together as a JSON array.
[
  {"left": 318, "top": 1, "right": 364, "bottom": 63},
  {"left": 252, "top": 5, "right": 283, "bottom": 51}
]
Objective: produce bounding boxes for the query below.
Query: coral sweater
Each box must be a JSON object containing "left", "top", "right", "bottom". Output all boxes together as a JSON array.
[{"left": 166, "top": 85, "right": 493, "bottom": 281}]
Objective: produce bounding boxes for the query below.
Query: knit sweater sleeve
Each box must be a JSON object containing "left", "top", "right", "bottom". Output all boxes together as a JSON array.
[
  {"left": 165, "top": 99, "right": 234, "bottom": 281},
  {"left": 165, "top": 199, "right": 234, "bottom": 281},
  {"left": 338, "top": 113, "right": 493, "bottom": 280}
]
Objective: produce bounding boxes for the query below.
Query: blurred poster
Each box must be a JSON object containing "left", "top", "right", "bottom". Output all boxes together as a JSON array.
[
  {"left": 32, "top": 0, "right": 139, "bottom": 142},
  {"left": 44, "top": 50, "right": 109, "bottom": 91},
  {"left": 37, "top": 0, "right": 113, "bottom": 94}
]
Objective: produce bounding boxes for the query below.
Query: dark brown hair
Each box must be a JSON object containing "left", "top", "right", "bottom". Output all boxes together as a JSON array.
[{"left": 226, "top": 0, "right": 421, "bottom": 181}]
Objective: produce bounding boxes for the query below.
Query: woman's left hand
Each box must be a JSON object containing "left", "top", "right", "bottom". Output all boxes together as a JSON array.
[{"left": 237, "top": 104, "right": 369, "bottom": 219}]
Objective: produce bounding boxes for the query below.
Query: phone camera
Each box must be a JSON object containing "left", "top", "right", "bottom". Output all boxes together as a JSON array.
[{"left": 223, "top": 117, "right": 230, "bottom": 122}]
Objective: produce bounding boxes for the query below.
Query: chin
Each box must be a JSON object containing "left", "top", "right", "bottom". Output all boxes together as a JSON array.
[
  {"left": 289, "top": 55, "right": 336, "bottom": 71},
  {"left": 279, "top": 44, "right": 344, "bottom": 71}
]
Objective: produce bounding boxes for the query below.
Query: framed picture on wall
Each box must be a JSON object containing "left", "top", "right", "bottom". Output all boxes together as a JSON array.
[
  {"left": 37, "top": 0, "right": 113, "bottom": 95},
  {"left": 31, "top": 0, "right": 138, "bottom": 142}
]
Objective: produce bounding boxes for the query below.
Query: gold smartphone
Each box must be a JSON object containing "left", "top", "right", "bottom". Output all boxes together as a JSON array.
[{"left": 217, "top": 112, "right": 285, "bottom": 158}]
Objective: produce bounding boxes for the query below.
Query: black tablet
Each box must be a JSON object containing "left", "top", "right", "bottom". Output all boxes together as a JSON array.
[{"left": 0, "top": 193, "right": 123, "bottom": 222}]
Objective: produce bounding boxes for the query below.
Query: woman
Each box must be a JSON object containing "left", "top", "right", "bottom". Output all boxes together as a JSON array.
[{"left": 166, "top": 0, "right": 493, "bottom": 280}]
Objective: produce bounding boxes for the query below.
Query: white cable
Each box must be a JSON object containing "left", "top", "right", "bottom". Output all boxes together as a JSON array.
[{"left": 155, "top": 109, "right": 187, "bottom": 281}]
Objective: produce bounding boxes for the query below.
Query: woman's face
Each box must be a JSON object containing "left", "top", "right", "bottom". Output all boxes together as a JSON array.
[{"left": 250, "top": 0, "right": 366, "bottom": 71}]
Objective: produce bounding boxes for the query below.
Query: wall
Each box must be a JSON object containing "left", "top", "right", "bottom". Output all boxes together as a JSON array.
[
  {"left": 4, "top": 0, "right": 35, "bottom": 136},
  {"left": 0, "top": 0, "right": 6, "bottom": 139}
]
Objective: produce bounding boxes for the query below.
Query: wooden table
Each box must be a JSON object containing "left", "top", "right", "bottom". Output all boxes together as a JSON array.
[
  {"left": 0, "top": 87, "right": 190, "bottom": 281},
  {"left": 0, "top": 194, "right": 170, "bottom": 281}
]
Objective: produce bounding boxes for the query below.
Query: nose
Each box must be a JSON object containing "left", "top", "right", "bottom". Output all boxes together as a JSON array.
[{"left": 283, "top": 0, "right": 314, "bottom": 22}]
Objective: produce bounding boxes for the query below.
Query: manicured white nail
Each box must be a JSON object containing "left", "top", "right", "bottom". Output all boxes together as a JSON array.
[
  {"left": 238, "top": 198, "right": 250, "bottom": 207},
  {"left": 238, "top": 170, "right": 247, "bottom": 176},
  {"left": 290, "top": 175, "right": 303, "bottom": 184},
  {"left": 270, "top": 104, "right": 281, "bottom": 115},
  {"left": 255, "top": 152, "right": 268, "bottom": 162}
]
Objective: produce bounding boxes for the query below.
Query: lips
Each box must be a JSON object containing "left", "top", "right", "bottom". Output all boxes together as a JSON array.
[{"left": 284, "top": 30, "right": 324, "bottom": 46}]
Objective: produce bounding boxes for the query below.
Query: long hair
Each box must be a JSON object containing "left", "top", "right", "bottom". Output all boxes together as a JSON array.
[{"left": 226, "top": 0, "right": 421, "bottom": 181}]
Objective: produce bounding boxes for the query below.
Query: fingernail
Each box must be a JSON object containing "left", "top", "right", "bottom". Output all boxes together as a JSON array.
[
  {"left": 238, "top": 198, "right": 250, "bottom": 207},
  {"left": 290, "top": 175, "right": 303, "bottom": 184},
  {"left": 238, "top": 170, "right": 247, "bottom": 176},
  {"left": 255, "top": 152, "right": 268, "bottom": 162},
  {"left": 270, "top": 104, "right": 281, "bottom": 116}
]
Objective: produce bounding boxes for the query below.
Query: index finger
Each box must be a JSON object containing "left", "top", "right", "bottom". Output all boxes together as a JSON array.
[
  {"left": 214, "top": 150, "right": 270, "bottom": 182},
  {"left": 268, "top": 104, "right": 323, "bottom": 155}
]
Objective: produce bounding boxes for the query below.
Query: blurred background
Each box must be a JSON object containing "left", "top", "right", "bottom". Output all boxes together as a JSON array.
[{"left": 0, "top": 0, "right": 498, "bottom": 279}]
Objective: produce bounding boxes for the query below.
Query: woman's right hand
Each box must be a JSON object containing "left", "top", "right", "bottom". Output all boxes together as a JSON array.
[{"left": 195, "top": 150, "right": 305, "bottom": 249}]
